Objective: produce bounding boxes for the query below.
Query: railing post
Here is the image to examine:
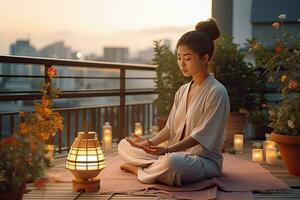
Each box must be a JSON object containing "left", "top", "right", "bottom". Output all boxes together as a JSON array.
[{"left": 119, "top": 68, "right": 126, "bottom": 141}]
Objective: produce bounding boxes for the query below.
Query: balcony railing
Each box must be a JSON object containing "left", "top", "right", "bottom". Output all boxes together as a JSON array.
[{"left": 0, "top": 55, "right": 158, "bottom": 155}]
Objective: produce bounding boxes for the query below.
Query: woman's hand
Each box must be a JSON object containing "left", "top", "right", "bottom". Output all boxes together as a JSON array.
[
  {"left": 125, "top": 133, "right": 148, "bottom": 149},
  {"left": 140, "top": 145, "right": 168, "bottom": 155}
]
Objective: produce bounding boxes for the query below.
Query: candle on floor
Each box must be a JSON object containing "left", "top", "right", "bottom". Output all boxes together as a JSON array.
[
  {"left": 134, "top": 122, "right": 143, "bottom": 137},
  {"left": 234, "top": 134, "right": 244, "bottom": 153},
  {"left": 263, "top": 140, "right": 276, "bottom": 162},
  {"left": 102, "top": 122, "right": 112, "bottom": 152},
  {"left": 252, "top": 149, "right": 263, "bottom": 163},
  {"left": 264, "top": 140, "right": 276, "bottom": 149},
  {"left": 266, "top": 147, "right": 277, "bottom": 165}
]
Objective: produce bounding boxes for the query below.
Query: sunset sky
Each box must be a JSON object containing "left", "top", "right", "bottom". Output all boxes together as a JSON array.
[{"left": 0, "top": 0, "right": 211, "bottom": 56}]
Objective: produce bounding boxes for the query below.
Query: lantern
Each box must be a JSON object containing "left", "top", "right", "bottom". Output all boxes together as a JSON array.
[
  {"left": 234, "top": 134, "right": 244, "bottom": 153},
  {"left": 134, "top": 122, "right": 143, "bottom": 136},
  {"left": 66, "top": 124, "right": 105, "bottom": 192},
  {"left": 102, "top": 122, "right": 112, "bottom": 152}
]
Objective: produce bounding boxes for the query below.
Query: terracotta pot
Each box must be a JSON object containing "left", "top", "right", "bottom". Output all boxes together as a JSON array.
[
  {"left": 226, "top": 113, "right": 246, "bottom": 144},
  {"left": 158, "top": 117, "right": 168, "bottom": 131},
  {"left": 270, "top": 132, "right": 300, "bottom": 176}
]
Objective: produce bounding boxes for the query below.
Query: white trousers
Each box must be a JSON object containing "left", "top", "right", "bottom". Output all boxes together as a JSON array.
[{"left": 118, "top": 139, "right": 220, "bottom": 186}]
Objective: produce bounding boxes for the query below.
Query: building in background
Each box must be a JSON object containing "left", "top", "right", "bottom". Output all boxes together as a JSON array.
[
  {"left": 1, "top": 39, "right": 38, "bottom": 92},
  {"left": 39, "top": 41, "right": 78, "bottom": 60},
  {"left": 103, "top": 47, "right": 129, "bottom": 63},
  {"left": 212, "top": 0, "right": 300, "bottom": 48}
]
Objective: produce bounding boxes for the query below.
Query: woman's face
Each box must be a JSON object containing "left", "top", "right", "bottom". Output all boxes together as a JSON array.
[{"left": 177, "top": 45, "right": 207, "bottom": 77}]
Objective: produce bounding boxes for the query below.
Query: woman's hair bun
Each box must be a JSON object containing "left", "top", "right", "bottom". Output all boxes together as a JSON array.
[{"left": 195, "top": 18, "right": 220, "bottom": 41}]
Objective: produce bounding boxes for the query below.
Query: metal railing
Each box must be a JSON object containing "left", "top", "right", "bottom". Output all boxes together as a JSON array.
[{"left": 0, "top": 55, "right": 158, "bottom": 155}]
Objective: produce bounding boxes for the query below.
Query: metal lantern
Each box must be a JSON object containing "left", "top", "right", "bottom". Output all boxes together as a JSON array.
[{"left": 66, "top": 126, "right": 105, "bottom": 192}]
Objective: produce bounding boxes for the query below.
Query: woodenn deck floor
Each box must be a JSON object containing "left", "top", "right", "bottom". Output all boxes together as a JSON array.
[{"left": 23, "top": 142, "right": 300, "bottom": 200}]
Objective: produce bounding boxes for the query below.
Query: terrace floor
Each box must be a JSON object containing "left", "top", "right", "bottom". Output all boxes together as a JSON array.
[{"left": 23, "top": 141, "right": 300, "bottom": 200}]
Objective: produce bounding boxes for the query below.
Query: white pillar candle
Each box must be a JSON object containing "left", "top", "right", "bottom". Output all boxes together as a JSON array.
[
  {"left": 263, "top": 140, "right": 276, "bottom": 162},
  {"left": 234, "top": 134, "right": 244, "bottom": 153},
  {"left": 252, "top": 149, "right": 263, "bottom": 163},
  {"left": 264, "top": 140, "right": 276, "bottom": 149},
  {"left": 266, "top": 147, "right": 277, "bottom": 165},
  {"left": 134, "top": 122, "right": 143, "bottom": 137},
  {"left": 102, "top": 122, "right": 112, "bottom": 152}
]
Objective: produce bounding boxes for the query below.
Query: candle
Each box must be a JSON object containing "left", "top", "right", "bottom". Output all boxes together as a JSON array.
[
  {"left": 263, "top": 140, "right": 276, "bottom": 162},
  {"left": 234, "top": 134, "right": 244, "bottom": 153},
  {"left": 264, "top": 140, "right": 276, "bottom": 149},
  {"left": 102, "top": 122, "right": 112, "bottom": 152},
  {"left": 134, "top": 122, "right": 143, "bottom": 137},
  {"left": 252, "top": 149, "right": 263, "bottom": 163},
  {"left": 266, "top": 147, "right": 277, "bottom": 165}
]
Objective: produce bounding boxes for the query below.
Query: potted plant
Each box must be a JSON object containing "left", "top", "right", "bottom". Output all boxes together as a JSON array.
[
  {"left": 152, "top": 40, "right": 189, "bottom": 130},
  {"left": 0, "top": 135, "right": 46, "bottom": 199},
  {"left": 19, "top": 66, "right": 64, "bottom": 166},
  {"left": 212, "top": 34, "right": 260, "bottom": 143},
  {"left": 248, "top": 108, "right": 271, "bottom": 139},
  {"left": 250, "top": 14, "right": 300, "bottom": 176}
]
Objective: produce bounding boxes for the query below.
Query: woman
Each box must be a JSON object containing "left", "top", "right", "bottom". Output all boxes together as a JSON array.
[{"left": 118, "top": 18, "right": 230, "bottom": 186}]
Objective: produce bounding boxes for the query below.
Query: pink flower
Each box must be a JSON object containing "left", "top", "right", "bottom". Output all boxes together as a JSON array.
[
  {"left": 272, "top": 22, "right": 280, "bottom": 29},
  {"left": 288, "top": 80, "right": 298, "bottom": 89}
]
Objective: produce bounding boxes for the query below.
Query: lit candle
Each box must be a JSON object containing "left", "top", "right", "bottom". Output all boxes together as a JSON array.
[
  {"left": 134, "top": 122, "right": 143, "bottom": 137},
  {"left": 102, "top": 122, "right": 112, "bottom": 152},
  {"left": 252, "top": 149, "right": 263, "bottom": 163},
  {"left": 234, "top": 134, "right": 244, "bottom": 153},
  {"left": 266, "top": 147, "right": 277, "bottom": 165},
  {"left": 263, "top": 140, "right": 276, "bottom": 162},
  {"left": 264, "top": 140, "right": 276, "bottom": 149}
]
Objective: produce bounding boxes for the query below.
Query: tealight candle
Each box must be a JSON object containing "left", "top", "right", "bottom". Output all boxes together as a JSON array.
[
  {"left": 102, "top": 122, "right": 112, "bottom": 152},
  {"left": 252, "top": 148, "right": 263, "bottom": 163},
  {"left": 266, "top": 147, "right": 277, "bottom": 165},
  {"left": 134, "top": 122, "right": 143, "bottom": 137},
  {"left": 234, "top": 134, "right": 244, "bottom": 153}
]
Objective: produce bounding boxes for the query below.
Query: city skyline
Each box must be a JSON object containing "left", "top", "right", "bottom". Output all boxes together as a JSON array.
[{"left": 0, "top": 0, "right": 212, "bottom": 56}]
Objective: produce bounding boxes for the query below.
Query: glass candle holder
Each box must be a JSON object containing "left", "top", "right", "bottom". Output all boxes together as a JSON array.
[{"left": 234, "top": 134, "right": 244, "bottom": 153}]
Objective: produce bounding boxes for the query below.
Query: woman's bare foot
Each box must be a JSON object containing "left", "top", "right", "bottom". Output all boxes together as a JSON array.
[{"left": 120, "top": 163, "right": 138, "bottom": 175}]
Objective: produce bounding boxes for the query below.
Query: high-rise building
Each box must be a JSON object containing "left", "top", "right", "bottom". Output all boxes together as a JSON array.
[
  {"left": 103, "top": 47, "right": 129, "bottom": 63},
  {"left": 212, "top": 0, "right": 300, "bottom": 48},
  {"left": 2, "top": 39, "right": 38, "bottom": 91},
  {"left": 10, "top": 39, "right": 37, "bottom": 57},
  {"left": 39, "top": 41, "right": 77, "bottom": 60}
]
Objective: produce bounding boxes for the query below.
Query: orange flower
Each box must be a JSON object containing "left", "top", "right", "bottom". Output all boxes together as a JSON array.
[
  {"left": 20, "top": 123, "right": 29, "bottom": 135},
  {"left": 47, "top": 67, "right": 57, "bottom": 78},
  {"left": 31, "top": 142, "right": 37, "bottom": 153},
  {"left": 41, "top": 96, "right": 50, "bottom": 107},
  {"left": 272, "top": 22, "right": 280, "bottom": 29},
  {"left": 288, "top": 80, "right": 298, "bottom": 89}
]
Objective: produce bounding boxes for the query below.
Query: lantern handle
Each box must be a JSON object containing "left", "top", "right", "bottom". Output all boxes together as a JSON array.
[{"left": 83, "top": 121, "right": 89, "bottom": 135}]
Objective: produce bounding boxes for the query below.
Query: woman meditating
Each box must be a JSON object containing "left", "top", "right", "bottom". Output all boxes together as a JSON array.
[{"left": 118, "top": 18, "right": 230, "bottom": 186}]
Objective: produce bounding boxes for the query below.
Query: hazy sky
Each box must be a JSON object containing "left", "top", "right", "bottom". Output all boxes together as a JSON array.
[{"left": 0, "top": 0, "right": 211, "bottom": 56}]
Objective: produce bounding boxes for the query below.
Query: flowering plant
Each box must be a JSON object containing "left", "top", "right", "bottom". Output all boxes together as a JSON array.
[
  {"left": 249, "top": 14, "right": 300, "bottom": 136},
  {"left": 0, "top": 135, "right": 46, "bottom": 192},
  {"left": 19, "top": 67, "right": 64, "bottom": 141}
]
